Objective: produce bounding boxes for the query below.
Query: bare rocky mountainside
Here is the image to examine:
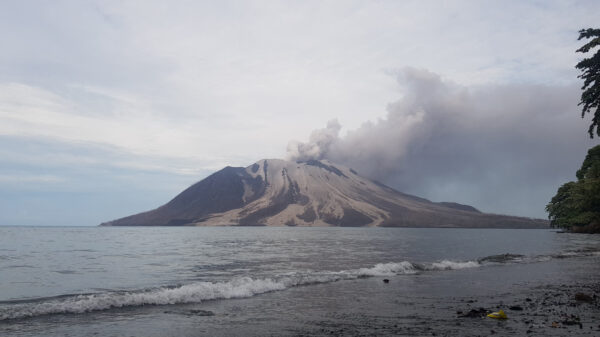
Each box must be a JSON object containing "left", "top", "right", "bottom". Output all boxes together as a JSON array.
[{"left": 100, "top": 159, "right": 548, "bottom": 228}]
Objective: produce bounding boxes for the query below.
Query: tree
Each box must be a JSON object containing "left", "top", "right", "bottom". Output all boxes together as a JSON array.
[
  {"left": 576, "top": 28, "right": 600, "bottom": 138},
  {"left": 546, "top": 145, "right": 600, "bottom": 232},
  {"left": 546, "top": 30, "right": 600, "bottom": 231}
]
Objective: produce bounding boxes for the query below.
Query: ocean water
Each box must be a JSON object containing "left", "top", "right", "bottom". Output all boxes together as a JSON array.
[{"left": 1, "top": 226, "right": 599, "bottom": 336}]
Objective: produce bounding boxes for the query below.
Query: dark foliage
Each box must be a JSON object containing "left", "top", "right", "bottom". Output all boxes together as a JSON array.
[
  {"left": 576, "top": 28, "right": 600, "bottom": 138},
  {"left": 546, "top": 145, "right": 600, "bottom": 231}
]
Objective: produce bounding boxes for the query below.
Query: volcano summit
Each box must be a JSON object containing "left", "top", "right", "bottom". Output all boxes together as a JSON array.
[{"left": 101, "top": 159, "right": 547, "bottom": 228}]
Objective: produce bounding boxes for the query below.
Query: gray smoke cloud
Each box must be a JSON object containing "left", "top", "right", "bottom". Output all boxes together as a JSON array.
[
  {"left": 286, "top": 119, "right": 342, "bottom": 162},
  {"left": 287, "top": 68, "right": 598, "bottom": 218}
]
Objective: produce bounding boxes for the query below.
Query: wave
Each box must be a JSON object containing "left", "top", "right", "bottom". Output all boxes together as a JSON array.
[
  {"left": 476, "top": 248, "right": 600, "bottom": 265},
  {"left": 0, "top": 260, "right": 476, "bottom": 321},
  {"left": 2, "top": 248, "right": 598, "bottom": 321},
  {"left": 0, "top": 278, "right": 288, "bottom": 321},
  {"left": 355, "top": 261, "right": 418, "bottom": 276},
  {"left": 426, "top": 260, "right": 480, "bottom": 270}
]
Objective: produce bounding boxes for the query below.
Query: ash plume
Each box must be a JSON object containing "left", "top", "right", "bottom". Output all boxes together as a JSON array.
[
  {"left": 286, "top": 68, "right": 597, "bottom": 218},
  {"left": 286, "top": 119, "right": 341, "bottom": 162}
]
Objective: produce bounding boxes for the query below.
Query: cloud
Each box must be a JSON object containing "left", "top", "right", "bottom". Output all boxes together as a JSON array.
[
  {"left": 286, "top": 119, "right": 341, "bottom": 161},
  {"left": 288, "top": 68, "right": 599, "bottom": 218},
  {"left": 0, "top": 174, "right": 66, "bottom": 185},
  {"left": 0, "top": 82, "right": 260, "bottom": 171},
  {"left": 2, "top": 1, "right": 600, "bottom": 226},
  {"left": 0, "top": 135, "right": 212, "bottom": 226}
]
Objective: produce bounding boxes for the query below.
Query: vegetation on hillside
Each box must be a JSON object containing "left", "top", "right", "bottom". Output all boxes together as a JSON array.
[
  {"left": 546, "top": 29, "right": 600, "bottom": 232},
  {"left": 546, "top": 145, "right": 600, "bottom": 231}
]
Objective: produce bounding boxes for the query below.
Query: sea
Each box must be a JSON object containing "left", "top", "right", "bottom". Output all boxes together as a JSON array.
[{"left": 1, "top": 226, "right": 599, "bottom": 336}]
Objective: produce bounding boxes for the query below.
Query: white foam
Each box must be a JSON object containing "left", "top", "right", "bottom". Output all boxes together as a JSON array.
[
  {"left": 353, "top": 262, "right": 417, "bottom": 276},
  {"left": 0, "top": 260, "right": 475, "bottom": 321},
  {"left": 427, "top": 260, "right": 480, "bottom": 270},
  {"left": 0, "top": 277, "right": 290, "bottom": 321}
]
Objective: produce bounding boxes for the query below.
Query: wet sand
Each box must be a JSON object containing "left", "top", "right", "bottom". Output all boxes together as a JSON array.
[
  {"left": 2, "top": 255, "right": 599, "bottom": 337},
  {"left": 284, "top": 256, "right": 600, "bottom": 336}
]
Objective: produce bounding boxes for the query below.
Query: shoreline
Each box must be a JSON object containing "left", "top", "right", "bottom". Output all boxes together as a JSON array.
[
  {"left": 284, "top": 266, "right": 600, "bottom": 336},
  {"left": 0, "top": 229, "right": 598, "bottom": 337},
  {"left": 287, "top": 283, "right": 600, "bottom": 337},
  {"left": 3, "top": 279, "right": 598, "bottom": 337},
  {"left": 288, "top": 257, "right": 600, "bottom": 337}
]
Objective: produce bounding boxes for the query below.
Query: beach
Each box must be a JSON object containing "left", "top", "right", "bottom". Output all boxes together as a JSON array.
[{"left": 1, "top": 227, "right": 599, "bottom": 336}]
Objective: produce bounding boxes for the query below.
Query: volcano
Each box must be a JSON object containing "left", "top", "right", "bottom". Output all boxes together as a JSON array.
[{"left": 100, "top": 159, "right": 548, "bottom": 228}]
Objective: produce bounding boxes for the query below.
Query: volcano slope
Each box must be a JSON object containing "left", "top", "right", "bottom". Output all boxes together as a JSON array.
[{"left": 101, "top": 159, "right": 548, "bottom": 228}]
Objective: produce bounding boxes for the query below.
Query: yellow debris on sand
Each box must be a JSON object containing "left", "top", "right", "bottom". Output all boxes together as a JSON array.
[{"left": 487, "top": 309, "right": 507, "bottom": 319}]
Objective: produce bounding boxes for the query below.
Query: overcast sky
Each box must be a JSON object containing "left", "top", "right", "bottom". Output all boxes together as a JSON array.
[{"left": 1, "top": 1, "right": 599, "bottom": 226}]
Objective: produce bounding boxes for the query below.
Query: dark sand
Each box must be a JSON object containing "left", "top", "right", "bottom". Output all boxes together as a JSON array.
[
  {"left": 194, "top": 255, "right": 600, "bottom": 336},
  {"left": 281, "top": 256, "right": 600, "bottom": 336},
  {"left": 284, "top": 257, "right": 600, "bottom": 336},
  {"left": 2, "top": 255, "right": 599, "bottom": 337}
]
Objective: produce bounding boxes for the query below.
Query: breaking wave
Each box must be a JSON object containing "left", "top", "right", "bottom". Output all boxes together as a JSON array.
[
  {"left": 2, "top": 248, "right": 597, "bottom": 321},
  {"left": 355, "top": 261, "right": 417, "bottom": 276},
  {"left": 426, "top": 260, "right": 480, "bottom": 270},
  {"left": 0, "top": 260, "right": 472, "bottom": 321}
]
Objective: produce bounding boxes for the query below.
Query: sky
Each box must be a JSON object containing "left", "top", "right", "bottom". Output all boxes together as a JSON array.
[{"left": 1, "top": 0, "right": 599, "bottom": 226}]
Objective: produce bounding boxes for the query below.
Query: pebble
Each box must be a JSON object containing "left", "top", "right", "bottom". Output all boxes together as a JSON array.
[{"left": 574, "top": 292, "right": 593, "bottom": 302}]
